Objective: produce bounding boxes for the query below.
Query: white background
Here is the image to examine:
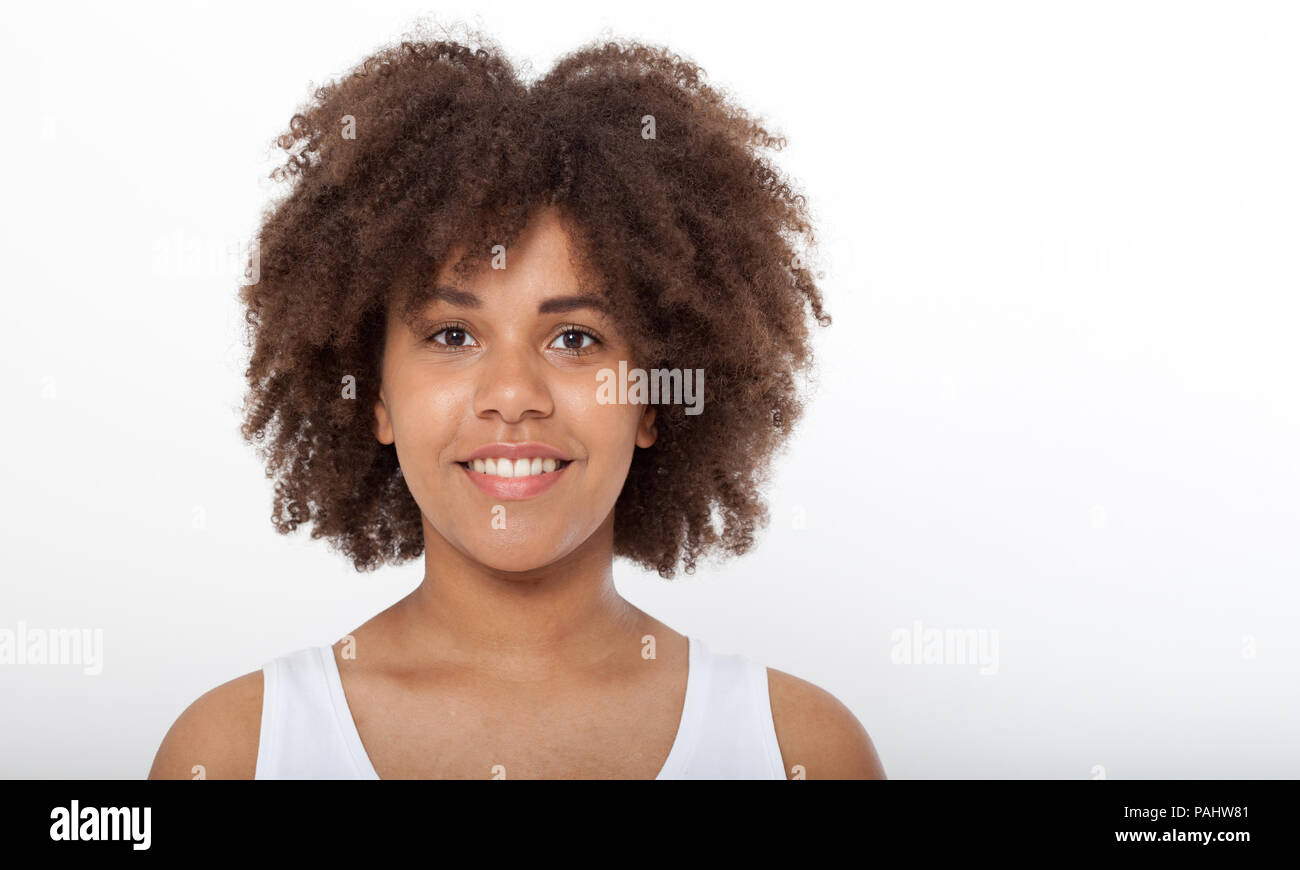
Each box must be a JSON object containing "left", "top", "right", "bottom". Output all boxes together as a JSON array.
[{"left": 1, "top": 0, "right": 1296, "bottom": 778}]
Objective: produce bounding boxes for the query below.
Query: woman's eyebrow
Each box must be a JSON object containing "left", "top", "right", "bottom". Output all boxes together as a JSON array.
[
  {"left": 537, "top": 293, "right": 608, "bottom": 315},
  {"left": 425, "top": 285, "right": 481, "bottom": 308}
]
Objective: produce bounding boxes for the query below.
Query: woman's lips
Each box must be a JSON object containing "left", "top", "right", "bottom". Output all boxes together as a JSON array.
[{"left": 459, "top": 460, "right": 571, "bottom": 500}]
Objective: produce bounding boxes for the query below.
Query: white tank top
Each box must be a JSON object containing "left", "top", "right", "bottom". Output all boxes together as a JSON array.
[{"left": 255, "top": 635, "right": 788, "bottom": 779}]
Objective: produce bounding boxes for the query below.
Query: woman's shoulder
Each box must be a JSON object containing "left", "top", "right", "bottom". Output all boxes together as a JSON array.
[
  {"left": 147, "top": 667, "right": 265, "bottom": 780},
  {"left": 764, "top": 665, "right": 887, "bottom": 780}
]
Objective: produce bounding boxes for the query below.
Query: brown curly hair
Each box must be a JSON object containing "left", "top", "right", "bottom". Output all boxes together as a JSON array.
[{"left": 237, "top": 25, "right": 830, "bottom": 579}]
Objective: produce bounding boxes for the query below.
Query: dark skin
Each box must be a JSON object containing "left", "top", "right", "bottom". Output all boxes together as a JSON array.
[{"left": 149, "top": 206, "right": 886, "bottom": 779}]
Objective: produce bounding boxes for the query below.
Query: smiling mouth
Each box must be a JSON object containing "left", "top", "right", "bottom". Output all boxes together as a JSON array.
[{"left": 459, "top": 458, "right": 573, "bottom": 478}]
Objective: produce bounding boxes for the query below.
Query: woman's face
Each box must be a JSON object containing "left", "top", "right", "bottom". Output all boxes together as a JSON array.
[{"left": 373, "top": 206, "right": 657, "bottom": 573}]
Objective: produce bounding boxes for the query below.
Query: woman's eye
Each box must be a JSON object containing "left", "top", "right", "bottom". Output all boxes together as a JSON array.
[
  {"left": 427, "top": 325, "right": 596, "bottom": 352},
  {"left": 431, "top": 326, "right": 478, "bottom": 347},
  {"left": 550, "top": 330, "right": 597, "bottom": 351}
]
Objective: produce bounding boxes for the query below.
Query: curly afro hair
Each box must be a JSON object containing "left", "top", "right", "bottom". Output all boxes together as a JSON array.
[{"left": 237, "top": 26, "right": 830, "bottom": 579}]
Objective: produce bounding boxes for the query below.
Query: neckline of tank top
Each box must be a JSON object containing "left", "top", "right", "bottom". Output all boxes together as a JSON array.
[{"left": 317, "top": 633, "right": 709, "bottom": 780}]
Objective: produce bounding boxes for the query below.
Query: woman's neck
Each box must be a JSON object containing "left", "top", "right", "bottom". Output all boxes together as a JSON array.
[{"left": 386, "top": 510, "right": 650, "bottom": 682}]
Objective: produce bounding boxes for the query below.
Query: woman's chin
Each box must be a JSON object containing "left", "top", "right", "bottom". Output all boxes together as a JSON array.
[
  {"left": 423, "top": 509, "right": 611, "bottom": 576},
  {"left": 460, "top": 540, "right": 579, "bottom": 576}
]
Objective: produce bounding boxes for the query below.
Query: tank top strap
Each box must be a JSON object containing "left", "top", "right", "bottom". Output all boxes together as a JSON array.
[
  {"left": 661, "top": 637, "right": 788, "bottom": 779},
  {"left": 255, "top": 645, "right": 374, "bottom": 779}
]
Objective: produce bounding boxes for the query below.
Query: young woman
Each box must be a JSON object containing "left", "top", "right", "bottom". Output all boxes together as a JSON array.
[{"left": 149, "top": 29, "right": 885, "bottom": 780}]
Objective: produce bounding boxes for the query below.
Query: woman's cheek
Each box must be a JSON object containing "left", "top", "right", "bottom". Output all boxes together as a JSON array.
[
  {"left": 556, "top": 372, "right": 633, "bottom": 434},
  {"left": 396, "top": 381, "right": 467, "bottom": 494}
]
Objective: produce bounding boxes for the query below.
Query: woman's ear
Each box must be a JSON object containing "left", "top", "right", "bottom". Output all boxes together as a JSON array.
[
  {"left": 373, "top": 386, "right": 394, "bottom": 445},
  {"left": 635, "top": 405, "right": 658, "bottom": 449}
]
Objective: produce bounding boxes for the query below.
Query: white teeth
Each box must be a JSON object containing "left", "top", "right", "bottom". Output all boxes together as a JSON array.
[{"left": 467, "top": 458, "right": 566, "bottom": 478}]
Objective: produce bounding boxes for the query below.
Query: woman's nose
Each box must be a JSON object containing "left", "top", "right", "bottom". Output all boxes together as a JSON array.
[{"left": 472, "top": 345, "right": 554, "bottom": 423}]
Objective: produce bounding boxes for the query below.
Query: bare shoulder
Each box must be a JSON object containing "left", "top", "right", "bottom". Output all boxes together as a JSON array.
[
  {"left": 147, "top": 669, "right": 264, "bottom": 780},
  {"left": 766, "top": 667, "right": 887, "bottom": 780}
]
